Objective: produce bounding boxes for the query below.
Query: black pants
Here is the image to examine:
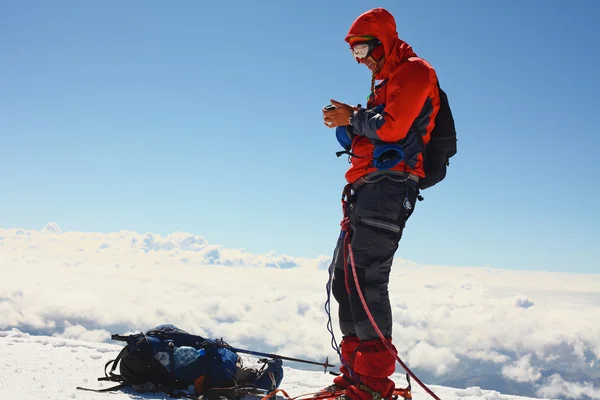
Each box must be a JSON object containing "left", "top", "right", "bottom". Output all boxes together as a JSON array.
[{"left": 330, "top": 175, "right": 418, "bottom": 340}]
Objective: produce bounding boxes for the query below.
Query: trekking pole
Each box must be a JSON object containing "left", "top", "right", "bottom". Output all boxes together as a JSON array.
[{"left": 217, "top": 341, "right": 335, "bottom": 373}]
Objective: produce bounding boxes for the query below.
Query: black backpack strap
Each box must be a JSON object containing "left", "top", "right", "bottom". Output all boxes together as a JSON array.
[
  {"left": 103, "top": 345, "right": 129, "bottom": 381},
  {"left": 111, "top": 333, "right": 131, "bottom": 341},
  {"left": 103, "top": 333, "right": 150, "bottom": 381},
  {"left": 76, "top": 382, "right": 130, "bottom": 393}
]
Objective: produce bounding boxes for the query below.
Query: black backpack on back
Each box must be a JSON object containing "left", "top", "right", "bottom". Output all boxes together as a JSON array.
[{"left": 418, "top": 82, "right": 457, "bottom": 190}]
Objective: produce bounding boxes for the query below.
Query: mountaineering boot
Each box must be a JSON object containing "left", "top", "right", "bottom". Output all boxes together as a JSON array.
[
  {"left": 344, "top": 338, "right": 396, "bottom": 400},
  {"left": 322, "top": 336, "right": 362, "bottom": 392}
]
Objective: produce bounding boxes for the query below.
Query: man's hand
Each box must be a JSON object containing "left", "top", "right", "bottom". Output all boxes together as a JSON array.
[{"left": 323, "top": 99, "right": 356, "bottom": 128}]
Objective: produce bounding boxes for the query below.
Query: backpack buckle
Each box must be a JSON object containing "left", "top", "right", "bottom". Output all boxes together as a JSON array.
[{"left": 358, "top": 384, "right": 383, "bottom": 400}]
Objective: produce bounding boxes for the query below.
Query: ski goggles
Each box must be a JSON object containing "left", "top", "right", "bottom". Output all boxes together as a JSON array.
[{"left": 350, "top": 38, "right": 381, "bottom": 59}]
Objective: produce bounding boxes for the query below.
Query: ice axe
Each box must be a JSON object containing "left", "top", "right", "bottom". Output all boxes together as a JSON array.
[{"left": 217, "top": 340, "right": 335, "bottom": 373}]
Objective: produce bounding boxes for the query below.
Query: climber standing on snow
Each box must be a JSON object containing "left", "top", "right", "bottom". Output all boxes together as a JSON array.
[{"left": 322, "top": 8, "right": 443, "bottom": 400}]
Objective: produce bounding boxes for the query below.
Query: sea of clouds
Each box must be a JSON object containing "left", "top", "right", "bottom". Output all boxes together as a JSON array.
[{"left": 1, "top": 223, "right": 599, "bottom": 399}]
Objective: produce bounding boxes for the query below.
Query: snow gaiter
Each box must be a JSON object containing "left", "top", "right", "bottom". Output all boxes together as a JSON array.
[
  {"left": 333, "top": 335, "right": 362, "bottom": 389},
  {"left": 346, "top": 338, "right": 396, "bottom": 400}
]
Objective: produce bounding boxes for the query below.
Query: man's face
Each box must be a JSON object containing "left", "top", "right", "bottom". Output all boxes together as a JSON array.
[
  {"left": 349, "top": 39, "right": 384, "bottom": 72},
  {"left": 359, "top": 56, "right": 380, "bottom": 72}
]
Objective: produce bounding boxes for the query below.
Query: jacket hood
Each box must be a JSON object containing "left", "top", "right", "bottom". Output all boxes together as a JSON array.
[{"left": 345, "top": 8, "right": 416, "bottom": 80}]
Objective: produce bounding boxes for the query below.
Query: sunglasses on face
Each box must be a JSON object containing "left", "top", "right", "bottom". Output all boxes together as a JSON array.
[{"left": 350, "top": 39, "right": 381, "bottom": 59}]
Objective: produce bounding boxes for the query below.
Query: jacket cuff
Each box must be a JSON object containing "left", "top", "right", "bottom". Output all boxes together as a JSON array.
[{"left": 349, "top": 110, "right": 358, "bottom": 130}]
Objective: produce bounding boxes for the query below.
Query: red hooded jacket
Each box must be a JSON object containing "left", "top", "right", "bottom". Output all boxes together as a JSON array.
[{"left": 345, "top": 8, "right": 440, "bottom": 184}]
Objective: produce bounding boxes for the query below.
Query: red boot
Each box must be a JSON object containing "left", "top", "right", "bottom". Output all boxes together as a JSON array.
[
  {"left": 324, "top": 336, "right": 361, "bottom": 392},
  {"left": 345, "top": 339, "right": 397, "bottom": 400}
]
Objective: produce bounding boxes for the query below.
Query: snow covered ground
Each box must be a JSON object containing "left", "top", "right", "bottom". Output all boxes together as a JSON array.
[
  {"left": 0, "top": 329, "right": 546, "bottom": 400},
  {"left": 1, "top": 224, "right": 599, "bottom": 399}
]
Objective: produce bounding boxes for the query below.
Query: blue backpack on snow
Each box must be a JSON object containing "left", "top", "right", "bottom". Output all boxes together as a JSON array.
[{"left": 78, "top": 324, "right": 283, "bottom": 398}]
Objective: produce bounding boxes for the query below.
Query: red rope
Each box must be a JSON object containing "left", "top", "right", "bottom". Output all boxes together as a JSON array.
[
  {"left": 345, "top": 239, "right": 441, "bottom": 400},
  {"left": 341, "top": 216, "right": 352, "bottom": 295},
  {"left": 338, "top": 186, "right": 439, "bottom": 399}
]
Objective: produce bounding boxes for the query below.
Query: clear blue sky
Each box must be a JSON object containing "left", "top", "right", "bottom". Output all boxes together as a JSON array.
[{"left": 1, "top": 0, "right": 599, "bottom": 273}]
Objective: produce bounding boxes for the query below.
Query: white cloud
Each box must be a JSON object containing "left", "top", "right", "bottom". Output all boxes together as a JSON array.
[
  {"left": 1, "top": 224, "right": 600, "bottom": 400},
  {"left": 466, "top": 350, "right": 509, "bottom": 364},
  {"left": 56, "top": 324, "right": 111, "bottom": 343},
  {"left": 537, "top": 374, "right": 600, "bottom": 399},
  {"left": 501, "top": 354, "right": 542, "bottom": 383},
  {"left": 407, "top": 341, "right": 459, "bottom": 376},
  {"left": 514, "top": 296, "right": 535, "bottom": 309},
  {"left": 139, "top": 231, "right": 207, "bottom": 252},
  {"left": 42, "top": 222, "right": 62, "bottom": 234},
  {"left": 316, "top": 255, "right": 332, "bottom": 270}
]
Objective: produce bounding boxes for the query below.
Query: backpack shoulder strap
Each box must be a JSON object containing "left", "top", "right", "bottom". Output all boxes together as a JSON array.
[
  {"left": 76, "top": 382, "right": 129, "bottom": 393},
  {"left": 103, "top": 344, "right": 129, "bottom": 381}
]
